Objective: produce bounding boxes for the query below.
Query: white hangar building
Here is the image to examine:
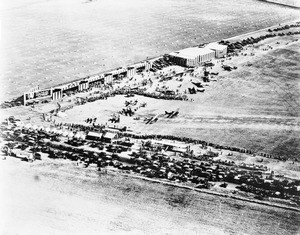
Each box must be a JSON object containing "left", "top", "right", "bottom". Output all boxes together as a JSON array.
[
  {"left": 168, "top": 43, "right": 228, "bottom": 67},
  {"left": 169, "top": 47, "right": 215, "bottom": 67},
  {"left": 206, "top": 43, "right": 228, "bottom": 58}
]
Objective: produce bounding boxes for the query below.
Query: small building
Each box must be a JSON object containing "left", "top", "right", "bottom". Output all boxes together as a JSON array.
[
  {"left": 169, "top": 47, "right": 215, "bottom": 67},
  {"left": 118, "top": 152, "right": 132, "bottom": 163},
  {"left": 151, "top": 140, "right": 188, "bottom": 153},
  {"left": 206, "top": 43, "right": 228, "bottom": 58},
  {"left": 102, "top": 132, "right": 118, "bottom": 143},
  {"left": 86, "top": 131, "right": 103, "bottom": 141}
]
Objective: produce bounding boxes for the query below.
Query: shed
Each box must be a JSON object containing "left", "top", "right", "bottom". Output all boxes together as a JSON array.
[
  {"left": 151, "top": 140, "right": 188, "bottom": 152},
  {"left": 102, "top": 132, "right": 118, "bottom": 142},
  {"left": 86, "top": 131, "right": 103, "bottom": 141}
]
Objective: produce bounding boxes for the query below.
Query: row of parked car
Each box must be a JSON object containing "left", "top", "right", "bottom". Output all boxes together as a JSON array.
[{"left": 1, "top": 119, "right": 299, "bottom": 204}]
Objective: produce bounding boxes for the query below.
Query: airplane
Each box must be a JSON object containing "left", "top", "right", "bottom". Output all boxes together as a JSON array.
[
  {"left": 109, "top": 114, "right": 120, "bottom": 123},
  {"left": 56, "top": 102, "right": 61, "bottom": 110},
  {"left": 125, "top": 99, "right": 138, "bottom": 107},
  {"left": 139, "top": 102, "right": 147, "bottom": 108},
  {"left": 169, "top": 109, "right": 179, "bottom": 118},
  {"left": 144, "top": 117, "right": 151, "bottom": 124},
  {"left": 165, "top": 108, "right": 179, "bottom": 118},
  {"left": 222, "top": 65, "right": 232, "bottom": 71},
  {"left": 145, "top": 114, "right": 159, "bottom": 124},
  {"left": 149, "top": 114, "right": 159, "bottom": 124}
]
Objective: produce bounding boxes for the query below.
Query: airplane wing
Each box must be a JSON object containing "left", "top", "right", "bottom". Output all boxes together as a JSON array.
[
  {"left": 169, "top": 109, "right": 179, "bottom": 118},
  {"left": 145, "top": 118, "right": 152, "bottom": 124},
  {"left": 149, "top": 114, "right": 159, "bottom": 124},
  {"left": 167, "top": 111, "right": 174, "bottom": 118}
]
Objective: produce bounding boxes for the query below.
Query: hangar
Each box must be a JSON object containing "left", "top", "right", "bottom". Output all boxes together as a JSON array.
[
  {"left": 168, "top": 47, "right": 215, "bottom": 67},
  {"left": 206, "top": 43, "right": 228, "bottom": 58}
]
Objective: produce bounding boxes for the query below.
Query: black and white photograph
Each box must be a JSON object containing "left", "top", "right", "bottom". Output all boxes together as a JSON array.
[{"left": 0, "top": 0, "right": 299, "bottom": 234}]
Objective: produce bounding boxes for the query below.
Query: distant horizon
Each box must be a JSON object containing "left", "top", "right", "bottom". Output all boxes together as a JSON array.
[{"left": 258, "top": 0, "right": 300, "bottom": 8}]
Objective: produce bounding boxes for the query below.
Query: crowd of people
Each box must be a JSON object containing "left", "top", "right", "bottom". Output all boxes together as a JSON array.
[
  {"left": 54, "top": 122, "right": 106, "bottom": 133},
  {"left": 119, "top": 132, "right": 296, "bottom": 162},
  {"left": 44, "top": 118, "right": 299, "bottom": 163},
  {"left": 1, "top": 119, "right": 299, "bottom": 204}
]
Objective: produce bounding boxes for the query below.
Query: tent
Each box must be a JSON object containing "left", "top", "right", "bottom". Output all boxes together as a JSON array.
[
  {"left": 48, "top": 128, "right": 55, "bottom": 133},
  {"left": 79, "top": 133, "right": 86, "bottom": 140},
  {"left": 57, "top": 130, "right": 63, "bottom": 135},
  {"left": 16, "top": 121, "right": 24, "bottom": 127},
  {"left": 118, "top": 152, "right": 132, "bottom": 162},
  {"left": 57, "top": 111, "right": 67, "bottom": 117},
  {"left": 68, "top": 132, "right": 74, "bottom": 138},
  {"left": 74, "top": 133, "right": 81, "bottom": 139},
  {"left": 62, "top": 131, "right": 70, "bottom": 137},
  {"left": 25, "top": 123, "right": 32, "bottom": 129},
  {"left": 74, "top": 132, "right": 86, "bottom": 139}
]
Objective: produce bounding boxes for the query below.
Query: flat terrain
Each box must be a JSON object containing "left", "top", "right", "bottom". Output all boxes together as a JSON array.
[
  {"left": 1, "top": 157, "right": 299, "bottom": 235},
  {"left": 2, "top": 34, "right": 299, "bottom": 159},
  {"left": 1, "top": 0, "right": 300, "bottom": 101},
  {"left": 45, "top": 35, "right": 299, "bottom": 158},
  {"left": 264, "top": 0, "right": 300, "bottom": 8},
  {"left": 1, "top": 1, "right": 300, "bottom": 234}
]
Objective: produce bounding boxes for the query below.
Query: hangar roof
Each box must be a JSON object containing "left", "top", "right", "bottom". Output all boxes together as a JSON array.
[
  {"left": 206, "top": 43, "right": 228, "bottom": 51},
  {"left": 169, "top": 47, "right": 214, "bottom": 59}
]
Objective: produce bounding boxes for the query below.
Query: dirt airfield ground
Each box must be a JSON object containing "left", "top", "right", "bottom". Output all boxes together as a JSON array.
[
  {"left": 1, "top": 1, "right": 300, "bottom": 234},
  {"left": 1, "top": 156, "right": 300, "bottom": 235},
  {"left": 1, "top": 32, "right": 300, "bottom": 235},
  {"left": 44, "top": 33, "right": 299, "bottom": 159},
  {"left": 1, "top": 0, "right": 300, "bottom": 101},
  {"left": 3, "top": 33, "right": 299, "bottom": 159}
]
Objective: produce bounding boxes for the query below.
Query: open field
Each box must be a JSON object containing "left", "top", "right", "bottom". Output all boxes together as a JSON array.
[
  {"left": 38, "top": 34, "right": 298, "bottom": 159},
  {"left": 1, "top": 0, "right": 300, "bottom": 101},
  {"left": 1, "top": 157, "right": 300, "bottom": 235},
  {"left": 1, "top": 33, "right": 299, "bottom": 159},
  {"left": 1, "top": 1, "right": 300, "bottom": 234},
  {"left": 262, "top": 0, "right": 300, "bottom": 8}
]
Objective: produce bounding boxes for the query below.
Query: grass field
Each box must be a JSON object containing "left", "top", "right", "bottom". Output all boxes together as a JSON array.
[{"left": 1, "top": 0, "right": 300, "bottom": 101}]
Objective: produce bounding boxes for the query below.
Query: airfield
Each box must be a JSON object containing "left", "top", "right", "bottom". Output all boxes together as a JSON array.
[
  {"left": 3, "top": 30, "right": 299, "bottom": 158},
  {"left": 1, "top": 0, "right": 300, "bottom": 101},
  {"left": 1, "top": 30, "right": 300, "bottom": 235},
  {"left": 1, "top": 0, "right": 300, "bottom": 235}
]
